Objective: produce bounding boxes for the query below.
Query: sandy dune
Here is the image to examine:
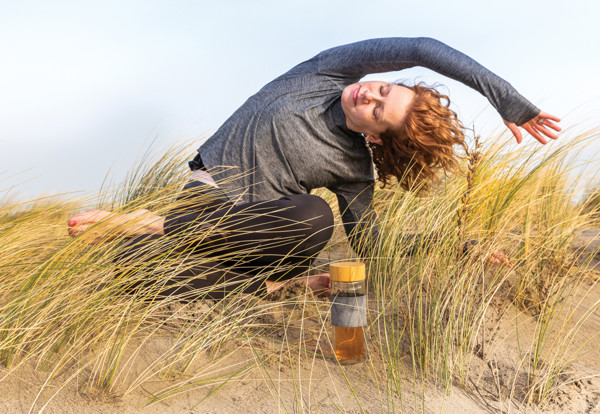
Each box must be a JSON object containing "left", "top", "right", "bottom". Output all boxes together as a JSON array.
[{"left": 1, "top": 231, "right": 599, "bottom": 413}]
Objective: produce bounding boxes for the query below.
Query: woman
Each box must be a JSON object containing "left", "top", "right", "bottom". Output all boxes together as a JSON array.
[{"left": 68, "top": 37, "right": 561, "bottom": 299}]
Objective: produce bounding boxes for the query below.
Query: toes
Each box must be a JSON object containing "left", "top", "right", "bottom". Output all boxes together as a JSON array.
[
  {"left": 68, "top": 227, "right": 88, "bottom": 237},
  {"left": 68, "top": 209, "right": 110, "bottom": 240},
  {"left": 68, "top": 209, "right": 105, "bottom": 227},
  {"left": 68, "top": 226, "right": 86, "bottom": 237}
]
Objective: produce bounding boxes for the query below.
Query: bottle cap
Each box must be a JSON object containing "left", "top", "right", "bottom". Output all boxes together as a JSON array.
[{"left": 329, "top": 262, "right": 365, "bottom": 282}]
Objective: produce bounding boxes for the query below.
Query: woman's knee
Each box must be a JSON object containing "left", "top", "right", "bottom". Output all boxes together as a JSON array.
[
  {"left": 279, "top": 194, "right": 334, "bottom": 249},
  {"left": 281, "top": 194, "right": 334, "bottom": 228}
]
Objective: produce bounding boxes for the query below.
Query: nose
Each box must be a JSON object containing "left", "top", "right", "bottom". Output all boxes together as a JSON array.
[{"left": 362, "top": 89, "right": 381, "bottom": 104}]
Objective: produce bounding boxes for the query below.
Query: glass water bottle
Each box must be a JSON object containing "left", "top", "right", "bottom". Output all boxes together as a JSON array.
[{"left": 330, "top": 262, "right": 366, "bottom": 364}]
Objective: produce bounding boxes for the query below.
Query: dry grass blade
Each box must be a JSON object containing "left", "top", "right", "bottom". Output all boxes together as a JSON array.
[{"left": 0, "top": 130, "right": 599, "bottom": 412}]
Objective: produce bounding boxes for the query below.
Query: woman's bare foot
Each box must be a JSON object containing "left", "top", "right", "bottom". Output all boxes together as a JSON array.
[
  {"left": 305, "top": 273, "right": 331, "bottom": 297},
  {"left": 68, "top": 210, "right": 111, "bottom": 236},
  {"left": 68, "top": 209, "right": 165, "bottom": 243},
  {"left": 265, "top": 273, "right": 331, "bottom": 298}
]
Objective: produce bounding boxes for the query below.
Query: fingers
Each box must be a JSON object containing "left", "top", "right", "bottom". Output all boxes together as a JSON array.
[
  {"left": 505, "top": 111, "right": 562, "bottom": 145},
  {"left": 525, "top": 112, "right": 562, "bottom": 144},
  {"left": 535, "top": 123, "right": 559, "bottom": 140},
  {"left": 537, "top": 116, "right": 562, "bottom": 132},
  {"left": 531, "top": 113, "right": 560, "bottom": 139},
  {"left": 488, "top": 251, "right": 514, "bottom": 269},
  {"left": 504, "top": 120, "right": 523, "bottom": 144},
  {"left": 538, "top": 111, "right": 561, "bottom": 123},
  {"left": 499, "top": 253, "right": 513, "bottom": 269},
  {"left": 522, "top": 123, "right": 548, "bottom": 145}
]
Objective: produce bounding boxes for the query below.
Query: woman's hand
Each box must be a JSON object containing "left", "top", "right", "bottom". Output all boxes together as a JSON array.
[
  {"left": 463, "top": 241, "right": 514, "bottom": 269},
  {"left": 503, "top": 111, "right": 561, "bottom": 145},
  {"left": 489, "top": 250, "right": 513, "bottom": 269}
]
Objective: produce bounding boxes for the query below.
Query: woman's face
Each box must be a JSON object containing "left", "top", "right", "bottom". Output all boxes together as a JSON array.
[{"left": 341, "top": 81, "right": 415, "bottom": 145}]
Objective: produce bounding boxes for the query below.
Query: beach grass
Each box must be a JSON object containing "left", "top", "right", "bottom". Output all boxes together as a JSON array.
[{"left": 0, "top": 129, "right": 599, "bottom": 412}]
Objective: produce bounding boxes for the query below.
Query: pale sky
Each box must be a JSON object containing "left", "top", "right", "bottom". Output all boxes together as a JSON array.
[{"left": 1, "top": 0, "right": 599, "bottom": 200}]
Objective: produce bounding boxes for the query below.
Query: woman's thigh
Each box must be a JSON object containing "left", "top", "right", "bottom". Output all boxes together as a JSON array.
[
  {"left": 114, "top": 191, "right": 335, "bottom": 297},
  {"left": 164, "top": 190, "right": 334, "bottom": 272},
  {"left": 114, "top": 234, "right": 268, "bottom": 300}
]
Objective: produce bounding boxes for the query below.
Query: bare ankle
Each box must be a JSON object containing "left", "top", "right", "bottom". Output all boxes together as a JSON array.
[{"left": 125, "top": 210, "right": 165, "bottom": 236}]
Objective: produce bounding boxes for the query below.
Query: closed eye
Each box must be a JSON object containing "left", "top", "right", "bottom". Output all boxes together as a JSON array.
[
  {"left": 373, "top": 103, "right": 380, "bottom": 120},
  {"left": 373, "top": 85, "right": 390, "bottom": 119}
]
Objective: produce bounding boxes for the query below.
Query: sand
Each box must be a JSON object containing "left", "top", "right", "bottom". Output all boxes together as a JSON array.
[{"left": 1, "top": 231, "right": 599, "bottom": 413}]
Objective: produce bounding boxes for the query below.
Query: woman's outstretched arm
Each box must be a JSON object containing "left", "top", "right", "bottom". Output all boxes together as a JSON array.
[{"left": 317, "top": 37, "right": 560, "bottom": 143}]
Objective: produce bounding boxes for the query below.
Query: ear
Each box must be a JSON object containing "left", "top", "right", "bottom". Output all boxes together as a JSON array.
[{"left": 364, "top": 135, "right": 383, "bottom": 145}]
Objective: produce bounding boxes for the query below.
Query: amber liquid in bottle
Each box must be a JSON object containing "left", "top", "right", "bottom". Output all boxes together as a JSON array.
[{"left": 334, "top": 326, "right": 364, "bottom": 363}]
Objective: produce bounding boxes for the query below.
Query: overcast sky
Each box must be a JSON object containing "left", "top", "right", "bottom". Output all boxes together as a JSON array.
[{"left": 1, "top": 0, "right": 599, "bottom": 201}]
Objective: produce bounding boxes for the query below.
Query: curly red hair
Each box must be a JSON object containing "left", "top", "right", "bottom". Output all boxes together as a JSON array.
[{"left": 368, "top": 82, "right": 466, "bottom": 191}]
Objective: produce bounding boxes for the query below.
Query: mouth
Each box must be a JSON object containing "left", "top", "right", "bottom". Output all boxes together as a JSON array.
[{"left": 352, "top": 86, "right": 360, "bottom": 106}]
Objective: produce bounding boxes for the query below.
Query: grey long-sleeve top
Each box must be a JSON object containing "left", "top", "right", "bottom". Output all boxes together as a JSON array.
[{"left": 198, "top": 37, "right": 540, "bottom": 256}]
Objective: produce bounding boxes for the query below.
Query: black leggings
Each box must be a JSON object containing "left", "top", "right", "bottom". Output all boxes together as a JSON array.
[{"left": 114, "top": 181, "right": 334, "bottom": 300}]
